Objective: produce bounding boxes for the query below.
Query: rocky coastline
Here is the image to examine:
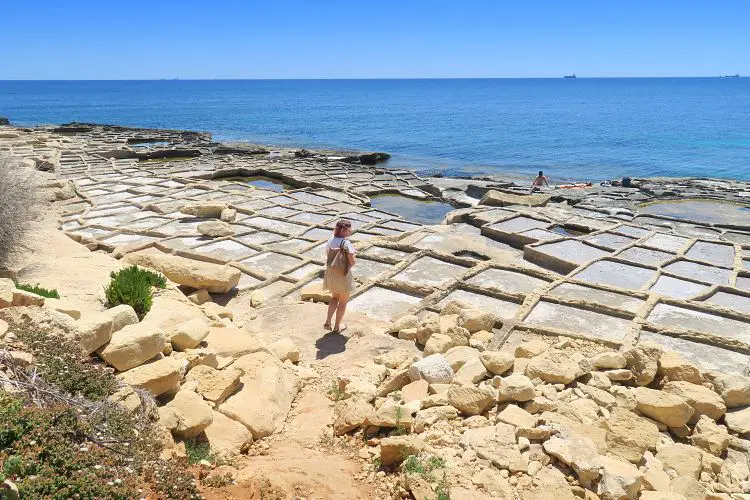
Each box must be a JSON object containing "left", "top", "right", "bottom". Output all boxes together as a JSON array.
[{"left": 1, "top": 120, "right": 750, "bottom": 499}]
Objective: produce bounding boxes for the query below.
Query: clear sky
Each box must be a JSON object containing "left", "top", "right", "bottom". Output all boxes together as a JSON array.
[{"left": 2, "top": 0, "right": 748, "bottom": 79}]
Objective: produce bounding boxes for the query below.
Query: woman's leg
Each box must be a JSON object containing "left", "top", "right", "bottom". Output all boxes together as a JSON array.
[
  {"left": 324, "top": 295, "right": 339, "bottom": 328},
  {"left": 333, "top": 294, "right": 349, "bottom": 332}
]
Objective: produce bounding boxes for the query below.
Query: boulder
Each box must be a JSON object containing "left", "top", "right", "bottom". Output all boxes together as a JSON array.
[
  {"left": 202, "top": 326, "right": 266, "bottom": 359},
  {"left": 219, "top": 351, "right": 300, "bottom": 439},
  {"left": 453, "top": 358, "right": 489, "bottom": 386},
  {"left": 422, "top": 333, "right": 454, "bottom": 355},
  {"left": 159, "top": 389, "right": 213, "bottom": 438},
  {"left": 444, "top": 346, "right": 481, "bottom": 371},
  {"left": 623, "top": 342, "right": 662, "bottom": 386},
  {"left": 597, "top": 456, "right": 642, "bottom": 500},
  {"left": 592, "top": 351, "right": 627, "bottom": 370},
  {"left": 377, "top": 368, "right": 412, "bottom": 397},
  {"left": 669, "top": 477, "right": 706, "bottom": 500},
  {"left": 690, "top": 415, "right": 729, "bottom": 457},
  {"left": 604, "top": 408, "right": 659, "bottom": 463},
  {"left": 76, "top": 312, "right": 115, "bottom": 353},
  {"left": 408, "top": 354, "right": 453, "bottom": 384},
  {"left": 118, "top": 356, "right": 184, "bottom": 396},
  {"left": 480, "top": 350, "right": 514, "bottom": 375},
  {"left": 97, "top": 322, "right": 166, "bottom": 371},
  {"left": 364, "top": 401, "right": 413, "bottom": 428},
  {"left": 634, "top": 387, "right": 694, "bottom": 428},
  {"left": 374, "top": 349, "right": 412, "bottom": 369},
  {"left": 187, "top": 288, "right": 212, "bottom": 305},
  {"left": 333, "top": 398, "right": 372, "bottom": 435},
  {"left": 525, "top": 349, "right": 582, "bottom": 384},
  {"left": 543, "top": 435, "right": 601, "bottom": 487},
  {"left": 299, "top": 282, "right": 331, "bottom": 303},
  {"left": 186, "top": 365, "right": 242, "bottom": 404},
  {"left": 43, "top": 298, "right": 81, "bottom": 320},
  {"left": 712, "top": 373, "right": 750, "bottom": 408},
  {"left": 200, "top": 302, "right": 233, "bottom": 320},
  {"left": 219, "top": 208, "right": 236, "bottom": 222},
  {"left": 497, "top": 374, "right": 536, "bottom": 402},
  {"left": 401, "top": 380, "right": 429, "bottom": 403},
  {"left": 414, "top": 405, "right": 458, "bottom": 433},
  {"left": 11, "top": 289, "right": 45, "bottom": 307},
  {"left": 460, "top": 422, "right": 523, "bottom": 469},
  {"left": 446, "top": 386, "right": 495, "bottom": 415},
  {"left": 514, "top": 339, "right": 549, "bottom": 358},
  {"left": 203, "top": 411, "right": 252, "bottom": 459},
  {"left": 180, "top": 202, "right": 227, "bottom": 218},
  {"left": 496, "top": 404, "right": 537, "bottom": 428},
  {"left": 269, "top": 338, "right": 300, "bottom": 363},
  {"left": 197, "top": 220, "right": 234, "bottom": 237},
  {"left": 379, "top": 435, "right": 427, "bottom": 466},
  {"left": 460, "top": 308, "right": 498, "bottom": 333},
  {"left": 168, "top": 317, "right": 211, "bottom": 351},
  {"left": 662, "top": 380, "right": 726, "bottom": 422},
  {"left": 479, "top": 190, "right": 550, "bottom": 208},
  {"left": 657, "top": 351, "right": 702, "bottom": 384},
  {"left": 388, "top": 314, "right": 419, "bottom": 334},
  {"left": 654, "top": 444, "right": 702, "bottom": 479},
  {"left": 724, "top": 406, "right": 750, "bottom": 435},
  {"left": 123, "top": 251, "right": 241, "bottom": 293}
]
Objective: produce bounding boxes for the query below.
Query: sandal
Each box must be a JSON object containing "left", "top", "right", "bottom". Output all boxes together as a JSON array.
[{"left": 332, "top": 325, "right": 347, "bottom": 334}]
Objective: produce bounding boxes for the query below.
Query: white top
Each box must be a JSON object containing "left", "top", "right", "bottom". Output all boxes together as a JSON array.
[{"left": 327, "top": 237, "right": 356, "bottom": 254}]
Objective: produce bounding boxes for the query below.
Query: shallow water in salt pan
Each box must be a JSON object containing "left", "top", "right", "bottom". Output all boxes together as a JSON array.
[
  {"left": 639, "top": 200, "right": 750, "bottom": 225},
  {"left": 369, "top": 195, "right": 454, "bottom": 225}
]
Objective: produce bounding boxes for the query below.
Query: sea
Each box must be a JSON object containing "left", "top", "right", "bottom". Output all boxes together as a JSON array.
[{"left": 1, "top": 78, "right": 749, "bottom": 182}]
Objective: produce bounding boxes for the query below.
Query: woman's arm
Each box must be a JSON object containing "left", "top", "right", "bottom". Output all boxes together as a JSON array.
[{"left": 348, "top": 253, "right": 356, "bottom": 267}]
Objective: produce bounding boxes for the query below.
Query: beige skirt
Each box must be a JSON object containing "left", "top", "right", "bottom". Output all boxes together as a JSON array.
[{"left": 323, "top": 266, "right": 354, "bottom": 296}]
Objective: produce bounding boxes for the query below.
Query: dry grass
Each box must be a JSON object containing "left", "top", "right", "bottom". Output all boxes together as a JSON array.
[{"left": 0, "top": 156, "right": 40, "bottom": 266}]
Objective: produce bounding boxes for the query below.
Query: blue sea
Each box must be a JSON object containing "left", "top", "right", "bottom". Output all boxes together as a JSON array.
[{"left": 1, "top": 78, "right": 749, "bottom": 182}]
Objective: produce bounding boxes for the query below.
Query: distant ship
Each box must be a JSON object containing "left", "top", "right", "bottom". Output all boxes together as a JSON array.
[
  {"left": 720, "top": 74, "right": 740, "bottom": 78},
  {"left": 564, "top": 74, "right": 577, "bottom": 79}
]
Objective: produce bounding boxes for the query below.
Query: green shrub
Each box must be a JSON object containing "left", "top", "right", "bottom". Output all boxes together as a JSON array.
[
  {"left": 13, "top": 281, "right": 60, "bottom": 299},
  {"left": 184, "top": 438, "right": 212, "bottom": 465},
  {"left": 104, "top": 265, "right": 166, "bottom": 319}
]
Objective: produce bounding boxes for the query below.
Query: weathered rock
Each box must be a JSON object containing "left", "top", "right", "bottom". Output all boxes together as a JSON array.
[
  {"left": 422, "top": 333, "right": 454, "bottom": 355},
  {"left": 655, "top": 444, "right": 702, "bottom": 479},
  {"left": 377, "top": 368, "right": 412, "bottom": 397},
  {"left": 76, "top": 312, "right": 114, "bottom": 353},
  {"left": 374, "top": 349, "right": 411, "bottom": 369},
  {"left": 414, "top": 405, "right": 458, "bottom": 432},
  {"left": 187, "top": 288, "right": 211, "bottom": 305},
  {"left": 669, "top": 476, "right": 706, "bottom": 500},
  {"left": 186, "top": 365, "right": 241, "bottom": 404},
  {"left": 444, "top": 346, "right": 480, "bottom": 371},
  {"left": 197, "top": 220, "right": 234, "bottom": 237},
  {"left": 497, "top": 373, "right": 536, "bottom": 402},
  {"left": 623, "top": 342, "right": 662, "bottom": 386},
  {"left": 118, "top": 356, "right": 184, "bottom": 396},
  {"left": 408, "top": 354, "right": 453, "bottom": 384},
  {"left": 712, "top": 373, "right": 750, "bottom": 408},
  {"left": 364, "top": 401, "right": 412, "bottom": 428},
  {"left": 479, "top": 190, "right": 550, "bottom": 208},
  {"left": 401, "top": 380, "right": 428, "bottom": 403},
  {"left": 460, "top": 308, "right": 498, "bottom": 333},
  {"left": 496, "top": 404, "right": 537, "bottom": 428},
  {"left": 690, "top": 415, "right": 729, "bottom": 457},
  {"left": 333, "top": 398, "right": 372, "bottom": 435},
  {"left": 11, "top": 289, "right": 45, "bottom": 307},
  {"left": 202, "top": 326, "right": 266, "bottom": 359},
  {"left": 203, "top": 411, "right": 252, "bottom": 459},
  {"left": 519, "top": 466, "right": 577, "bottom": 500},
  {"left": 219, "top": 351, "right": 301, "bottom": 439},
  {"left": 724, "top": 406, "right": 750, "bottom": 435},
  {"left": 514, "top": 339, "right": 549, "bottom": 358},
  {"left": 453, "top": 358, "right": 489, "bottom": 386},
  {"left": 593, "top": 351, "right": 627, "bottom": 370},
  {"left": 200, "top": 302, "right": 233, "bottom": 320},
  {"left": 167, "top": 317, "right": 211, "bottom": 351},
  {"left": 43, "top": 298, "right": 81, "bottom": 320},
  {"left": 447, "top": 386, "right": 494, "bottom": 415},
  {"left": 160, "top": 389, "right": 213, "bottom": 438},
  {"left": 471, "top": 468, "right": 514, "bottom": 498},
  {"left": 597, "top": 455, "right": 642, "bottom": 500},
  {"left": 605, "top": 408, "right": 659, "bottom": 463},
  {"left": 460, "top": 422, "right": 523, "bottom": 469},
  {"left": 635, "top": 387, "right": 694, "bottom": 428},
  {"left": 543, "top": 434, "right": 601, "bottom": 487},
  {"left": 662, "top": 380, "right": 726, "bottom": 423},
  {"left": 180, "top": 202, "right": 227, "bottom": 218},
  {"left": 269, "top": 337, "right": 300, "bottom": 363},
  {"left": 657, "top": 351, "right": 702, "bottom": 384},
  {"left": 299, "top": 282, "right": 331, "bottom": 303},
  {"left": 97, "top": 322, "right": 166, "bottom": 371},
  {"left": 219, "top": 208, "right": 236, "bottom": 222},
  {"left": 525, "top": 349, "right": 582, "bottom": 384},
  {"left": 380, "top": 435, "right": 427, "bottom": 466},
  {"left": 480, "top": 350, "right": 514, "bottom": 375},
  {"left": 124, "top": 251, "right": 241, "bottom": 293},
  {"left": 108, "top": 386, "right": 142, "bottom": 413}
]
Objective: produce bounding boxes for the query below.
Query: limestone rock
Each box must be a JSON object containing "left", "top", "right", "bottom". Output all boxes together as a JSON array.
[
  {"left": 118, "top": 356, "right": 184, "bottom": 396},
  {"left": 423, "top": 333, "right": 454, "bottom": 355},
  {"left": 124, "top": 251, "right": 241, "bottom": 293},
  {"left": 655, "top": 444, "right": 702, "bottom": 479},
  {"left": 525, "top": 349, "right": 582, "bottom": 384},
  {"left": 662, "top": 380, "right": 726, "bottom": 423},
  {"left": 712, "top": 373, "right": 750, "bottom": 408},
  {"left": 623, "top": 342, "right": 662, "bottom": 386},
  {"left": 543, "top": 434, "right": 602, "bottom": 487},
  {"left": 515, "top": 339, "right": 549, "bottom": 358},
  {"left": 724, "top": 406, "right": 750, "bottom": 435},
  {"left": 97, "top": 322, "right": 166, "bottom": 371},
  {"left": 690, "top": 415, "right": 729, "bottom": 457},
  {"left": 447, "top": 386, "right": 495, "bottom": 415},
  {"left": 460, "top": 308, "right": 498, "bottom": 333},
  {"left": 401, "top": 380, "right": 428, "bottom": 403},
  {"left": 389, "top": 314, "right": 419, "bottom": 334},
  {"left": 670, "top": 476, "right": 706, "bottom": 500},
  {"left": 168, "top": 317, "right": 211, "bottom": 351},
  {"left": 444, "top": 346, "right": 481, "bottom": 371},
  {"left": 186, "top": 365, "right": 242, "bottom": 404},
  {"left": 197, "top": 220, "right": 234, "bottom": 237},
  {"left": 108, "top": 386, "right": 142, "bottom": 413},
  {"left": 269, "top": 337, "right": 300, "bottom": 363},
  {"left": 379, "top": 435, "right": 427, "bottom": 466},
  {"left": 460, "top": 422, "right": 522, "bottom": 469},
  {"left": 180, "top": 202, "right": 227, "bottom": 218},
  {"left": 76, "top": 312, "right": 114, "bottom": 353},
  {"left": 657, "top": 351, "right": 702, "bottom": 384},
  {"left": 471, "top": 468, "right": 514, "bottom": 498},
  {"left": 203, "top": 411, "right": 252, "bottom": 459},
  {"left": 187, "top": 288, "right": 211, "bottom": 305},
  {"left": 453, "top": 358, "right": 489, "bottom": 386},
  {"left": 414, "top": 405, "right": 458, "bottom": 433},
  {"left": 364, "top": 401, "right": 412, "bottom": 428},
  {"left": 333, "top": 398, "right": 372, "bottom": 435},
  {"left": 377, "top": 368, "right": 411, "bottom": 397},
  {"left": 300, "top": 282, "right": 331, "bottom": 303},
  {"left": 203, "top": 326, "right": 266, "bottom": 359},
  {"left": 408, "top": 354, "right": 453, "bottom": 384},
  {"left": 605, "top": 408, "right": 659, "bottom": 463},
  {"left": 496, "top": 404, "right": 537, "bottom": 428},
  {"left": 480, "top": 350, "right": 514, "bottom": 375},
  {"left": 593, "top": 351, "right": 627, "bottom": 370},
  {"left": 497, "top": 374, "right": 536, "bottom": 402},
  {"left": 374, "top": 349, "right": 411, "bottom": 369},
  {"left": 43, "top": 298, "right": 81, "bottom": 320},
  {"left": 219, "top": 208, "right": 236, "bottom": 222},
  {"left": 635, "top": 387, "right": 694, "bottom": 428},
  {"left": 160, "top": 389, "right": 213, "bottom": 438},
  {"left": 597, "top": 455, "right": 642, "bottom": 500},
  {"left": 11, "top": 289, "right": 45, "bottom": 307},
  {"left": 200, "top": 302, "right": 233, "bottom": 320},
  {"left": 479, "top": 190, "right": 550, "bottom": 208},
  {"left": 219, "top": 351, "right": 301, "bottom": 439}
]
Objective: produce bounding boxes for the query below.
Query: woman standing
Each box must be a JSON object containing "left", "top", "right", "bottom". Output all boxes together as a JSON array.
[{"left": 323, "top": 220, "right": 356, "bottom": 334}]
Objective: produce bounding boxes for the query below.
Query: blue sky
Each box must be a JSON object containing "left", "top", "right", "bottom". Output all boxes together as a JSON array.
[{"left": 2, "top": 0, "right": 748, "bottom": 79}]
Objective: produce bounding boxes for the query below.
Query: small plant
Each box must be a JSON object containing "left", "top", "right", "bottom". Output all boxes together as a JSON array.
[
  {"left": 327, "top": 380, "right": 344, "bottom": 401},
  {"left": 184, "top": 438, "right": 212, "bottom": 465},
  {"left": 203, "top": 472, "right": 234, "bottom": 488},
  {"left": 104, "top": 265, "right": 166, "bottom": 319},
  {"left": 0, "top": 157, "right": 40, "bottom": 266},
  {"left": 371, "top": 456, "right": 382, "bottom": 470},
  {"left": 402, "top": 454, "right": 447, "bottom": 483},
  {"left": 13, "top": 281, "right": 60, "bottom": 299}
]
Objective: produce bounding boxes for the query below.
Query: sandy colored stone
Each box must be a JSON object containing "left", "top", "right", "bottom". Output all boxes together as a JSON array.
[
  {"left": 300, "top": 281, "right": 331, "bottom": 303},
  {"left": 203, "top": 410, "right": 252, "bottom": 459},
  {"left": 200, "top": 301, "right": 233, "bottom": 320},
  {"left": 460, "top": 422, "right": 523, "bottom": 469},
  {"left": 605, "top": 408, "right": 659, "bottom": 463},
  {"left": 379, "top": 435, "right": 427, "bottom": 466},
  {"left": 662, "top": 380, "right": 726, "bottom": 423},
  {"left": 374, "top": 349, "right": 411, "bottom": 369},
  {"left": 187, "top": 288, "right": 211, "bottom": 305},
  {"left": 597, "top": 455, "right": 642, "bottom": 500},
  {"left": 670, "top": 476, "right": 706, "bottom": 500},
  {"left": 460, "top": 308, "right": 498, "bottom": 333},
  {"left": 690, "top": 415, "right": 729, "bottom": 457},
  {"left": 76, "top": 311, "right": 114, "bottom": 353},
  {"left": 401, "top": 380, "right": 428, "bottom": 403},
  {"left": 423, "top": 333, "right": 454, "bottom": 355},
  {"left": 444, "top": 345, "right": 480, "bottom": 371},
  {"left": 11, "top": 289, "right": 45, "bottom": 307},
  {"left": 525, "top": 349, "right": 581, "bottom": 384},
  {"left": 43, "top": 297, "right": 81, "bottom": 320},
  {"left": 515, "top": 339, "right": 549, "bottom": 358},
  {"left": 624, "top": 342, "right": 662, "bottom": 386},
  {"left": 496, "top": 404, "right": 537, "bottom": 428},
  {"left": 333, "top": 398, "right": 372, "bottom": 435},
  {"left": 364, "top": 400, "right": 412, "bottom": 428},
  {"left": 712, "top": 373, "right": 750, "bottom": 408},
  {"left": 479, "top": 190, "right": 550, "bottom": 208},
  {"left": 635, "top": 387, "right": 694, "bottom": 428},
  {"left": 409, "top": 354, "right": 453, "bottom": 384},
  {"left": 497, "top": 373, "right": 536, "bottom": 402},
  {"left": 480, "top": 350, "right": 514, "bottom": 375},
  {"left": 269, "top": 337, "right": 300, "bottom": 363},
  {"left": 168, "top": 316, "right": 211, "bottom": 351},
  {"left": 180, "top": 201, "right": 227, "bottom": 218},
  {"left": 447, "top": 386, "right": 494, "bottom": 415},
  {"left": 203, "top": 326, "right": 266, "bottom": 359},
  {"left": 543, "top": 434, "right": 601, "bottom": 487},
  {"left": 197, "top": 220, "right": 234, "bottom": 237},
  {"left": 160, "top": 389, "right": 213, "bottom": 438},
  {"left": 220, "top": 208, "right": 236, "bottom": 222},
  {"left": 118, "top": 356, "right": 183, "bottom": 396},
  {"left": 124, "top": 251, "right": 240, "bottom": 293},
  {"left": 724, "top": 406, "right": 750, "bottom": 435},
  {"left": 453, "top": 358, "right": 489, "bottom": 386},
  {"left": 655, "top": 444, "right": 702, "bottom": 479},
  {"left": 414, "top": 405, "right": 458, "bottom": 432},
  {"left": 97, "top": 322, "right": 166, "bottom": 371},
  {"left": 593, "top": 350, "right": 627, "bottom": 370},
  {"left": 186, "top": 365, "right": 242, "bottom": 404},
  {"left": 657, "top": 351, "right": 702, "bottom": 384}
]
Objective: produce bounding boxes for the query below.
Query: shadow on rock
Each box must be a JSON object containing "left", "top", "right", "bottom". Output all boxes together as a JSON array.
[{"left": 315, "top": 331, "right": 349, "bottom": 360}]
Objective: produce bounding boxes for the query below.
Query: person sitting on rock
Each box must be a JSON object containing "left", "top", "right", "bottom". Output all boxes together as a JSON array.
[
  {"left": 530, "top": 171, "right": 550, "bottom": 193},
  {"left": 323, "top": 219, "right": 356, "bottom": 334}
]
